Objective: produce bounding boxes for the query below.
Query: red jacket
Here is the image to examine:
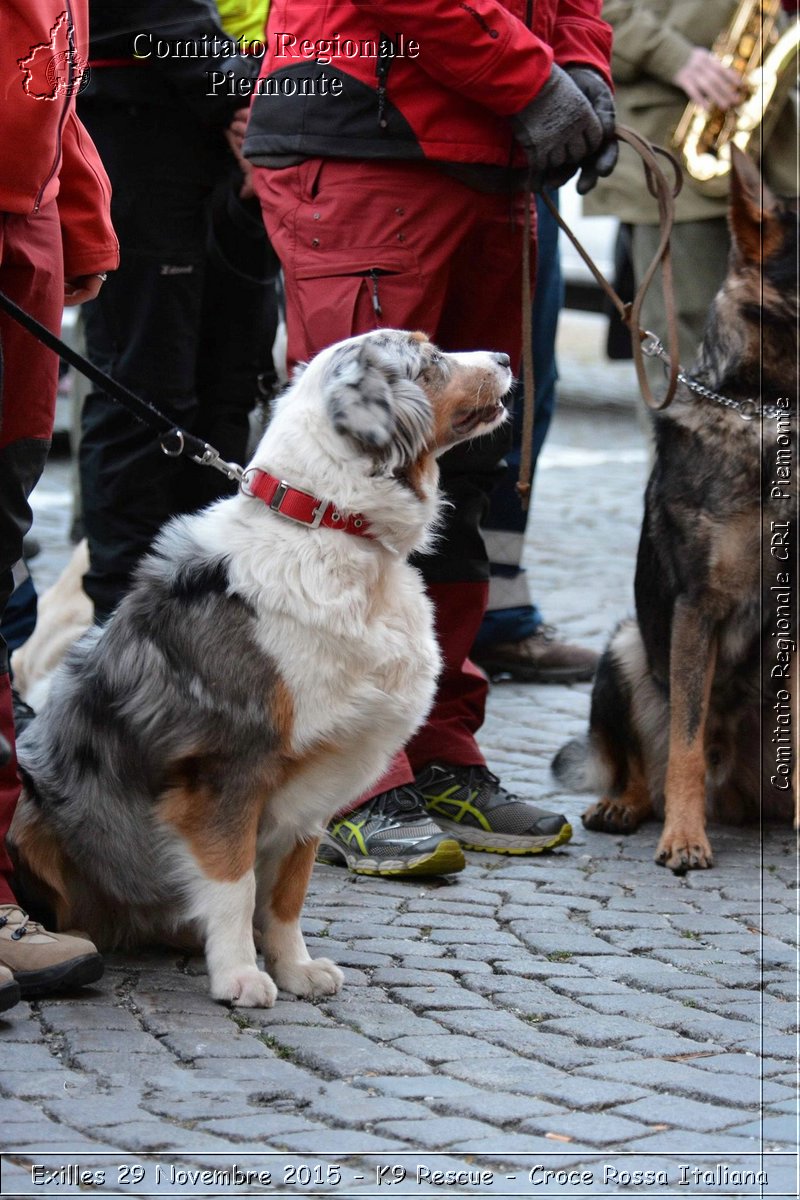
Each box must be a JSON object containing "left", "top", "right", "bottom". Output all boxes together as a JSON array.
[
  {"left": 244, "top": 0, "right": 612, "bottom": 168},
  {"left": 0, "top": 0, "right": 118, "bottom": 276}
]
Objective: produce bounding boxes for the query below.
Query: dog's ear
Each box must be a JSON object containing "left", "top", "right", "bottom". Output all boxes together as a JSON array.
[
  {"left": 728, "top": 147, "right": 779, "bottom": 264},
  {"left": 322, "top": 340, "right": 431, "bottom": 461},
  {"left": 323, "top": 341, "right": 398, "bottom": 451}
]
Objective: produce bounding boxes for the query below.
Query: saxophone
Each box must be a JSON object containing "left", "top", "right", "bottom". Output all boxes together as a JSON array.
[{"left": 673, "top": 0, "right": 799, "bottom": 196}]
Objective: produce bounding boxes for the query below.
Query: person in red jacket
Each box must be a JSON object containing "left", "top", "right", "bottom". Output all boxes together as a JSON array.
[
  {"left": 245, "top": 2, "right": 616, "bottom": 877},
  {"left": 0, "top": 0, "right": 119, "bottom": 1013}
]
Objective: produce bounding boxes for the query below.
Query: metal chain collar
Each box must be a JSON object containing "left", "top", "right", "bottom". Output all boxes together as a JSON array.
[{"left": 641, "top": 334, "right": 787, "bottom": 421}]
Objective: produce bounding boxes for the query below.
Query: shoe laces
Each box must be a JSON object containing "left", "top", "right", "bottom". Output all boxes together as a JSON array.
[
  {"left": 532, "top": 623, "right": 558, "bottom": 644},
  {"left": 0, "top": 907, "right": 43, "bottom": 942},
  {"left": 440, "top": 764, "right": 518, "bottom": 805},
  {"left": 367, "top": 786, "right": 429, "bottom": 823}
]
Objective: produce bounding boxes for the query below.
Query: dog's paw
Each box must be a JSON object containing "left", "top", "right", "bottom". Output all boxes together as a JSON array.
[
  {"left": 272, "top": 957, "right": 344, "bottom": 999},
  {"left": 582, "top": 797, "right": 642, "bottom": 834},
  {"left": 655, "top": 828, "right": 713, "bottom": 874},
  {"left": 211, "top": 966, "right": 278, "bottom": 1008}
]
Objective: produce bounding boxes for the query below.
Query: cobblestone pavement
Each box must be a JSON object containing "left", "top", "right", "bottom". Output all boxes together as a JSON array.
[{"left": 1, "top": 319, "right": 797, "bottom": 1198}]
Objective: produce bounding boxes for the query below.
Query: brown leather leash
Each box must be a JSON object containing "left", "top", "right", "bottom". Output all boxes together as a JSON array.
[{"left": 516, "top": 125, "right": 683, "bottom": 508}]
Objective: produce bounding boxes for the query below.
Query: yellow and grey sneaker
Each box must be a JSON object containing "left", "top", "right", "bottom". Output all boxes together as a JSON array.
[
  {"left": 317, "top": 787, "right": 465, "bottom": 878},
  {"left": 415, "top": 763, "right": 572, "bottom": 854},
  {"left": 0, "top": 906, "right": 104, "bottom": 998}
]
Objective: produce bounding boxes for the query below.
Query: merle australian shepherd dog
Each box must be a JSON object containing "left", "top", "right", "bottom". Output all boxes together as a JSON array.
[
  {"left": 553, "top": 149, "right": 797, "bottom": 873},
  {"left": 10, "top": 330, "right": 511, "bottom": 1005}
]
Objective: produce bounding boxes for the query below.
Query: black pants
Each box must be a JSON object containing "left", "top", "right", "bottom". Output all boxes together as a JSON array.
[{"left": 78, "top": 97, "right": 279, "bottom": 620}]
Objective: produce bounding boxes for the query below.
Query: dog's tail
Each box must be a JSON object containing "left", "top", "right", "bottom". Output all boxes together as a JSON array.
[
  {"left": 551, "top": 618, "right": 649, "bottom": 796},
  {"left": 551, "top": 734, "right": 612, "bottom": 794}
]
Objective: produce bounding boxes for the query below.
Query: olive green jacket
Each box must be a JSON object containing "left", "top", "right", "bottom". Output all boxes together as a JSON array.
[{"left": 586, "top": 0, "right": 798, "bottom": 222}]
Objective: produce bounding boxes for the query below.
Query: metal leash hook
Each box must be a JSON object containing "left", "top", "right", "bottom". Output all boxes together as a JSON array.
[
  {"left": 160, "top": 428, "right": 245, "bottom": 483},
  {"left": 189, "top": 444, "right": 245, "bottom": 483}
]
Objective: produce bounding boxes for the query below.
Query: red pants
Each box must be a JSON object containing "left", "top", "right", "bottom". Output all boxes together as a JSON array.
[
  {"left": 255, "top": 159, "right": 531, "bottom": 803},
  {"left": 0, "top": 203, "right": 64, "bottom": 903}
]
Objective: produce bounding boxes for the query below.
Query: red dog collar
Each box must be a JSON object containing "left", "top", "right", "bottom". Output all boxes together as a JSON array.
[{"left": 242, "top": 469, "right": 373, "bottom": 538}]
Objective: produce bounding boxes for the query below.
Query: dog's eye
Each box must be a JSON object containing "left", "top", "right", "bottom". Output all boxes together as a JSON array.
[{"left": 418, "top": 352, "right": 447, "bottom": 382}]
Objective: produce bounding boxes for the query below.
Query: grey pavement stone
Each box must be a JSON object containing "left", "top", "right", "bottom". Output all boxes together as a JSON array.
[
  {"left": 351, "top": 1075, "right": 484, "bottom": 1100},
  {"left": 390, "top": 1034, "right": 511, "bottom": 1064},
  {"left": 532, "top": 1077, "right": 651, "bottom": 1110},
  {"left": 538, "top": 1014, "right": 661, "bottom": 1045},
  {"left": 1, "top": 1069, "right": 99, "bottom": 1097},
  {"left": 275, "top": 1130, "right": 410, "bottom": 1152},
  {"left": 611, "top": 1094, "right": 752, "bottom": 1133},
  {"left": 723, "top": 1114, "right": 799, "bottom": 1146},
  {"left": 387, "top": 985, "right": 494, "bottom": 1009},
  {"left": 399, "top": 955, "right": 494, "bottom": 973},
  {"left": 466, "top": 984, "right": 590, "bottom": 1020},
  {"left": 576, "top": 1058, "right": 789, "bottom": 1107},
  {"left": 0, "top": 1042, "right": 63, "bottom": 1071},
  {"left": 159, "top": 1031, "right": 274, "bottom": 1060},
  {"left": 622, "top": 1033, "right": 719, "bottom": 1057},
  {"left": 144, "top": 1094, "right": 269, "bottom": 1121},
  {"left": 428, "top": 928, "right": 522, "bottom": 946},
  {"left": 577, "top": 991, "right": 693, "bottom": 1021},
  {"left": 431, "top": 1090, "right": 565, "bottom": 1125},
  {"left": 327, "top": 998, "right": 444, "bottom": 1039},
  {"left": 447, "top": 1132, "right": 598, "bottom": 1157},
  {"left": 262, "top": 1025, "right": 431, "bottom": 1076},
  {"left": 196, "top": 1114, "right": 327, "bottom": 1140},
  {"left": 624, "top": 1131, "right": 764, "bottom": 1154},
  {"left": 43, "top": 1095, "right": 160, "bottom": 1129},
  {"left": 442, "top": 1054, "right": 569, "bottom": 1094},
  {"left": 302, "top": 1081, "right": 434, "bottom": 1126},
  {"left": 519, "top": 1110, "right": 652, "bottom": 1147},
  {"left": 689, "top": 1052, "right": 785, "bottom": 1076},
  {"left": 375, "top": 1116, "right": 504, "bottom": 1148}
]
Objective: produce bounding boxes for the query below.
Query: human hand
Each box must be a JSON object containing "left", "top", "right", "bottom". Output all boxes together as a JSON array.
[
  {"left": 563, "top": 66, "right": 618, "bottom": 194},
  {"left": 225, "top": 107, "right": 255, "bottom": 198},
  {"left": 225, "top": 106, "right": 249, "bottom": 153},
  {"left": 64, "top": 273, "right": 106, "bottom": 306},
  {"left": 512, "top": 64, "right": 604, "bottom": 191},
  {"left": 673, "top": 48, "right": 745, "bottom": 111}
]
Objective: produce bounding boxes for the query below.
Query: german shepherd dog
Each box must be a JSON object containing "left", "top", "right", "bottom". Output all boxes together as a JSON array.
[{"left": 553, "top": 150, "right": 798, "bottom": 872}]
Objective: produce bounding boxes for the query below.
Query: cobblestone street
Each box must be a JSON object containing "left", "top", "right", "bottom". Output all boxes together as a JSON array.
[{"left": 1, "top": 317, "right": 797, "bottom": 1198}]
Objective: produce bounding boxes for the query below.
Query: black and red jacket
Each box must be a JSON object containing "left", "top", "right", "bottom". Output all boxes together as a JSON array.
[{"left": 244, "top": 1, "right": 613, "bottom": 168}]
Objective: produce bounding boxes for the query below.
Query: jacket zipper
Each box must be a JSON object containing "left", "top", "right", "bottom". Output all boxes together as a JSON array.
[{"left": 34, "top": 0, "right": 77, "bottom": 212}]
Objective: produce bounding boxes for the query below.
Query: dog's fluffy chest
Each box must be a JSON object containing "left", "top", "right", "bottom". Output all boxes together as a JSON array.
[{"left": 237, "top": 544, "right": 440, "bottom": 753}]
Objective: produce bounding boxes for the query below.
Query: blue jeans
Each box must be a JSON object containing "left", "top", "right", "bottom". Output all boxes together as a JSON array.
[{"left": 475, "top": 191, "right": 562, "bottom": 649}]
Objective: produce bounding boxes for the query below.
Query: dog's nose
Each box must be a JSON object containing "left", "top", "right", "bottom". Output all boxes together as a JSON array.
[{"left": 493, "top": 352, "right": 511, "bottom": 368}]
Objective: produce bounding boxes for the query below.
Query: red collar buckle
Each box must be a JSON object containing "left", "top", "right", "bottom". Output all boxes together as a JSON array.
[{"left": 242, "top": 469, "right": 373, "bottom": 538}]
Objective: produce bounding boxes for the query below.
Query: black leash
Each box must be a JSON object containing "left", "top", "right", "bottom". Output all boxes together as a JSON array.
[{"left": 0, "top": 287, "right": 245, "bottom": 483}]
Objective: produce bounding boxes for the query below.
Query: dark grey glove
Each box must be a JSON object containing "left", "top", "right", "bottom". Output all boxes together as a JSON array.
[
  {"left": 564, "top": 66, "right": 618, "bottom": 194},
  {"left": 512, "top": 64, "right": 604, "bottom": 190}
]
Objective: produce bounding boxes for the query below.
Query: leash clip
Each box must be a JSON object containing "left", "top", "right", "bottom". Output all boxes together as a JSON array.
[
  {"left": 193, "top": 444, "right": 245, "bottom": 484},
  {"left": 640, "top": 331, "right": 664, "bottom": 359},
  {"left": 160, "top": 430, "right": 244, "bottom": 483}
]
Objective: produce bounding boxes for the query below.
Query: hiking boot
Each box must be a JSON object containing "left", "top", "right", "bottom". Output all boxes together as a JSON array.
[
  {"left": 317, "top": 787, "right": 465, "bottom": 878},
  {"left": 0, "top": 906, "right": 104, "bottom": 998},
  {"left": 415, "top": 763, "right": 572, "bottom": 854},
  {"left": 0, "top": 964, "right": 20, "bottom": 1014},
  {"left": 474, "top": 625, "right": 599, "bottom": 683}
]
